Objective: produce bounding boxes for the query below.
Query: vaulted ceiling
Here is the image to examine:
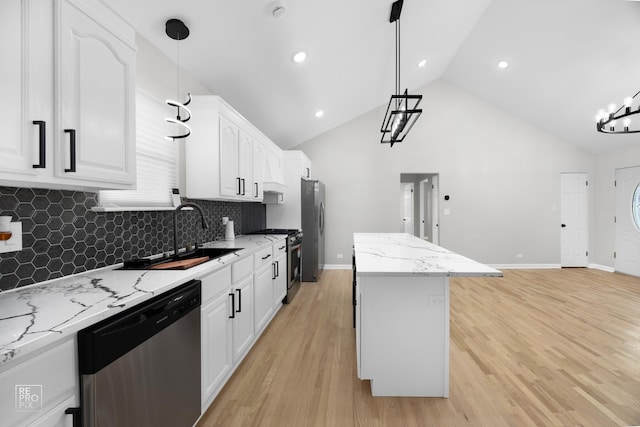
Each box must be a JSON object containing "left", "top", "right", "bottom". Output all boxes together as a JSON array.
[{"left": 107, "top": 0, "right": 640, "bottom": 154}]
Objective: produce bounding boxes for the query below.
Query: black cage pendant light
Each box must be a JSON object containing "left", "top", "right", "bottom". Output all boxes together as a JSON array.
[
  {"left": 165, "top": 18, "right": 192, "bottom": 141},
  {"left": 380, "top": 0, "right": 422, "bottom": 147}
]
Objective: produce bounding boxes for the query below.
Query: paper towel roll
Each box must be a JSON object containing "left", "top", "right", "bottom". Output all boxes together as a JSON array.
[{"left": 224, "top": 220, "right": 235, "bottom": 241}]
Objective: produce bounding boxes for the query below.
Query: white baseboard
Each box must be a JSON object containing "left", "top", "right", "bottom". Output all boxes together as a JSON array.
[
  {"left": 323, "top": 264, "right": 351, "bottom": 270},
  {"left": 489, "top": 264, "right": 561, "bottom": 270},
  {"left": 588, "top": 263, "right": 615, "bottom": 273}
]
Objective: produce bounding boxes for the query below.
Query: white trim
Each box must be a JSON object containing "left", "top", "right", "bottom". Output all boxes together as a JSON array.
[
  {"left": 588, "top": 263, "right": 615, "bottom": 273},
  {"left": 323, "top": 264, "right": 351, "bottom": 270},
  {"left": 489, "top": 264, "right": 561, "bottom": 269},
  {"left": 91, "top": 206, "right": 178, "bottom": 212}
]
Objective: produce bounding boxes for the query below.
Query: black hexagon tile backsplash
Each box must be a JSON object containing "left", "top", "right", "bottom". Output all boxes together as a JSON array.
[{"left": 0, "top": 186, "right": 266, "bottom": 291}]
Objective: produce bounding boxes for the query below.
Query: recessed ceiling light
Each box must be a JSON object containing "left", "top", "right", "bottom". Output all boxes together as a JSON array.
[
  {"left": 417, "top": 59, "right": 427, "bottom": 68},
  {"left": 315, "top": 110, "right": 324, "bottom": 118},
  {"left": 497, "top": 60, "right": 509, "bottom": 69},
  {"left": 293, "top": 52, "right": 306, "bottom": 63}
]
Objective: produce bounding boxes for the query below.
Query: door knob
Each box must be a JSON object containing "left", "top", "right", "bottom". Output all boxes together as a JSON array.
[{"left": 561, "top": 224, "right": 566, "bottom": 228}]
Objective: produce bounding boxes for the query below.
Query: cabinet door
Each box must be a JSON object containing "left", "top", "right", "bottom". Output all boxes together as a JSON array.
[
  {"left": 301, "top": 156, "right": 311, "bottom": 179},
  {"left": 57, "top": 0, "right": 136, "bottom": 186},
  {"left": 273, "top": 252, "right": 287, "bottom": 307},
  {"left": 238, "top": 130, "right": 253, "bottom": 200},
  {"left": 219, "top": 115, "right": 239, "bottom": 197},
  {"left": 254, "top": 263, "right": 274, "bottom": 334},
  {"left": 201, "top": 291, "right": 233, "bottom": 408},
  {"left": 232, "top": 275, "right": 254, "bottom": 362},
  {"left": 0, "top": 0, "right": 53, "bottom": 180},
  {"left": 25, "top": 393, "right": 77, "bottom": 427},
  {"left": 252, "top": 142, "right": 265, "bottom": 201}
]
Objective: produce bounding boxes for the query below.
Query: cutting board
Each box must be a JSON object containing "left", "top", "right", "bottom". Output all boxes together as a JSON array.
[{"left": 150, "top": 256, "right": 210, "bottom": 270}]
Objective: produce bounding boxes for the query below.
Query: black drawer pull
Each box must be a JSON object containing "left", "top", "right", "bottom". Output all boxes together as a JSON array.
[
  {"left": 229, "top": 292, "right": 235, "bottom": 318},
  {"left": 236, "top": 288, "right": 242, "bottom": 313},
  {"left": 32, "top": 121, "right": 46, "bottom": 168},
  {"left": 262, "top": 253, "right": 271, "bottom": 260},
  {"left": 64, "top": 129, "right": 76, "bottom": 172}
]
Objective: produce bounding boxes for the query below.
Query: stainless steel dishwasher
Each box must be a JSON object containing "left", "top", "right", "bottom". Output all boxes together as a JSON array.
[{"left": 77, "top": 280, "right": 201, "bottom": 427}]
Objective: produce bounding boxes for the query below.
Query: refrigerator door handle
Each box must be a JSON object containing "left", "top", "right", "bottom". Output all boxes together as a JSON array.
[{"left": 319, "top": 202, "right": 325, "bottom": 234}]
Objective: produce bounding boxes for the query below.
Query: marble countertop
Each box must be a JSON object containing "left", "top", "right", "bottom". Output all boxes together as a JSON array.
[
  {"left": 0, "top": 234, "right": 286, "bottom": 369},
  {"left": 353, "top": 233, "right": 502, "bottom": 277}
]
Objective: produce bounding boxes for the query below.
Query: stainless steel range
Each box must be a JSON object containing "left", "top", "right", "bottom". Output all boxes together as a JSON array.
[{"left": 248, "top": 229, "right": 302, "bottom": 303}]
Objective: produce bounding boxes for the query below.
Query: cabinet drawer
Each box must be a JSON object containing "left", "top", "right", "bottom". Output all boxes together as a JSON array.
[
  {"left": 202, "top": 266, "right": 232, "bottom": 304},
  {"left": 0, "top": 338, "right": 77, "bottom": 427},
  {"left": 253, "top": 246, "right": 273, "bottom": 270},
  {"left": 232, "top": 256, "right": 253, "bottom": 283},
  {"left": 273, "top": 240, "right": 287, "bottom": 255}
]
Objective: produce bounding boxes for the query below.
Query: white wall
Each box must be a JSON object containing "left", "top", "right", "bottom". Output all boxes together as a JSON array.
[
  {"left": 593, "top": 145, "right": 640, "bottom": 268},
  {"left": 135, "top": 35, "right": 212, "bottom": 192},
  {"left": 295, "top": 80, "right": 595, "bottom": 266}
]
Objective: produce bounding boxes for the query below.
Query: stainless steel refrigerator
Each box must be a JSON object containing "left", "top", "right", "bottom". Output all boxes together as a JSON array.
[{"left": 301, "top": 178, "right": 325, "bottom": 282}]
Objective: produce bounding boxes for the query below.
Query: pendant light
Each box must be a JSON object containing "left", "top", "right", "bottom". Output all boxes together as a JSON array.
[
  {"left": 165, "top": 18, "right": 192, "bottom": 141},
  {"left": 380, "top": 0, "right": 422, "bottom": 147}
]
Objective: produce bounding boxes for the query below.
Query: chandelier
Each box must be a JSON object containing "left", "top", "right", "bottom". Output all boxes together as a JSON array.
[
  {"left": 380, "top": 0, "right": 422, "bottom": 147},
  {"left": 165, "top": 18, "right": 192, "bottom": 141},
  {"left": 595, "top": 90, "right": 640, "bottom": 134}
]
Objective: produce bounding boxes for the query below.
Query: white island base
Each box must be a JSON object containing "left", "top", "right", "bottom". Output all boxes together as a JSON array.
[
  {"left": 353, "top": 233, "right": 501, "bottom": 397},
  {"left": 357, "top": 275, "right": 449, "bottom": 397}
]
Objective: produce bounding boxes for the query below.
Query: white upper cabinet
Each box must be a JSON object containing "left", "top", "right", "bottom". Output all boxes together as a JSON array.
[
  {"left": 219, "top": 114, "right": 240, "bottom": 197},
  {"left": 237, "top": 130, "right": 254, "bottom": 200},
  {"left": 186, "top": 95, "right": 275, "bottom": 202},
  {"left": 0, "top": 0, "right": 54, "bottom": 182},
  {"left": 0, "top": 0, "right": 136, "bottom": 191},
  {"left": 252, "top": 142, "right": 265, "bottom": 201},
  {"left": 56, "top": 0, "right": 136, "bottom": 187}
]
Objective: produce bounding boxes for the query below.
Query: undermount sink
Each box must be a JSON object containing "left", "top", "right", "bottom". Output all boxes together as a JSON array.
[{"left": 120, "top": 247, "right": 241, "bottom": 270}]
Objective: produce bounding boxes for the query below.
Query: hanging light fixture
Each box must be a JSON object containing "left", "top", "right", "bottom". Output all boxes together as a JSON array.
[
  {"left": 380, "top": 0, "right": 422, "bottom": 147},
  {"left": 595, "top": 90, "right": 640, "bottom": 134},
  {"left": 165, "top": 18, "right": 192, "bottom": 141}
]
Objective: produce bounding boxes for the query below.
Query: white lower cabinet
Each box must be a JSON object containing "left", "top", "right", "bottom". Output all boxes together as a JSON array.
[
  {"left": 0, "top": 337, "right": 78, "bottom": 427},
  {"left": 200, "top": 267, "right": 233, "bottom": 410},
  {"left": 231, "top": 274, "right": 254, "bottom": 361},
  {"left": 273, "top": 251, "right": 287, "bottom": 307},
  {"left": 254, "top": 261, "right": 274, "bottom": 334}
]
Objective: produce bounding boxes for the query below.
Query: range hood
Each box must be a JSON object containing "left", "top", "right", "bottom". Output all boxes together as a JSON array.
[{"left": 262, "top": 157, "right": 287, "bottom": 195}]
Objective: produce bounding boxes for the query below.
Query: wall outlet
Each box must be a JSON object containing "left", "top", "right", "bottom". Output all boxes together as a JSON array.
[
  {"left": 0, "top": 222, "right": 22, "bottom": 254},
  {"left": 428, "top": 295, "right": 444, "bottom": 308},
  {"left": 336, "top": 253, "right": 343, "bottom": 259}
]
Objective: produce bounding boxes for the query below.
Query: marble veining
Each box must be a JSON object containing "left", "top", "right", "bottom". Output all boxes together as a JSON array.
[
  {"left": 0, "top": 234, "right": 285, "bottom": 368},
  {"left": 354, "top": 233, "right": 502, "bottom": 277}
]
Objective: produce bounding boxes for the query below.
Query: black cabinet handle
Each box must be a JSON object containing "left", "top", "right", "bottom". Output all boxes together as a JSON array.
[
  {"left": 64, "top": 129, "right": 76, "bottom": 172},
  {"left": 65, "top": 407, "right": 82, "bottom": 427},
  {"left": 241, "top": 178, "right": 246, "bottom": 196},
  {"left": 561, "top": 224, "right": 567, "bottom": 228},
  {"left": 262, "top": 253, "right": 271, "bottom": 260},
  {"left": 276, "top": 260, "right": 279, "bottom": 277},
  {"left": 278, "top": 245, "right": 285, "bottom": 251},
  {"left": 236, "top": 177, "right": 241, "bottom": 195},
  {"left": 236, "top": 288, "right": 242, "bottom": 313},
  {"left": 306, "top": 167, "right": 310, "bottom": 178},
  {"left": 229, "top": 292, "right": 235, "bottom": 318},
  {"left": 32, "top": 121, "right": 46, "bottom": 168},
  {"left": 254, "top": 182, "right": 259, "bottom": 198},
  {"left": 272, "top": 262, "right": 276, "bottom": 280}
]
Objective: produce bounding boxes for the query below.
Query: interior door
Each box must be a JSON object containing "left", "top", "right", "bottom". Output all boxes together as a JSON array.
[
  {"left": 431, "top": 175, "right": 440, "bottom": 245},
  {"left": 403, "top": 183, "right": 414, "bottom": 234},
  {"left": 615, "top": 166, "right": 640, "bottom": 277},
  {"left": 560, "top": 173, "right": 588, "bottom": 267}
]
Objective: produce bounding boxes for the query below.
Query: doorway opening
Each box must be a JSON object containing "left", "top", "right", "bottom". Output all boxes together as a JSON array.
[{"left": 400, "top": 173, "right": 439, "bottom": 244}]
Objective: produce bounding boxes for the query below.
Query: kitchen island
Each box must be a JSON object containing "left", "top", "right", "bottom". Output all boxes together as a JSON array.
[{"left": 353, "top": 233, "right": 502, "bottom": 397}]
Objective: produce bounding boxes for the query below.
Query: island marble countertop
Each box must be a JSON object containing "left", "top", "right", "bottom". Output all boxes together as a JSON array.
[
  {"left": 0, "top": 234, "right": 286, "bottom": 369},
  {"left": 353, "top": 233, "right": 502, "bottom": 277}
]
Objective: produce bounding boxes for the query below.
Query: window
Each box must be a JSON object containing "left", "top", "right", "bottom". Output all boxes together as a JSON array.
[
  {"left": 98, "top": 91, "right": 178, "bottom": 209},
  {"left": 633, "top": 184, "right": 640, "bottom": 231}
]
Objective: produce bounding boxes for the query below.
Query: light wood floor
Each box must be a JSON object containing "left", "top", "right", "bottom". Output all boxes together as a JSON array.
[{"left": 197, "top": 269, "right": 640, "bottom": 427}]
